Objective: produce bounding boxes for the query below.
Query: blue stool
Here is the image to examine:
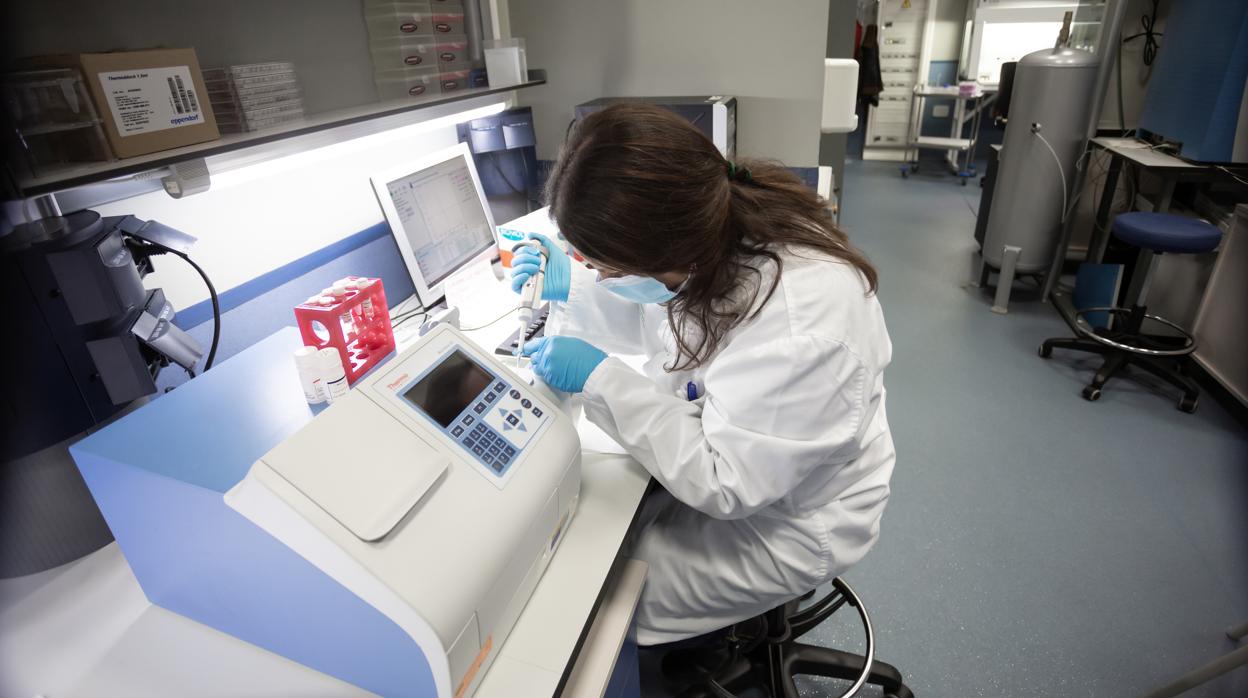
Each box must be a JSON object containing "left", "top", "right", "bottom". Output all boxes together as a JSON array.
[{"left": 1039, "top": 212, "right": 1222, "bottom": 412}]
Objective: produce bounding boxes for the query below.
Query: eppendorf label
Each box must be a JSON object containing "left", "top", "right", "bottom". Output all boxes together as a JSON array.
[{"left": 98, "top": 66, "right": 204, "bottom": 136}]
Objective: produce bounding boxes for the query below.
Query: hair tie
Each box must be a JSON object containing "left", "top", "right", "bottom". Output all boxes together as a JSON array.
[{"left": 726, "top": 161, "right": 752, "bottom": 183}]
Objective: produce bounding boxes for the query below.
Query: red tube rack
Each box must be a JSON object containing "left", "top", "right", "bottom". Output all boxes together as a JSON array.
[{"left": 293, "top": 276, "right": 395, "bottom": 386}]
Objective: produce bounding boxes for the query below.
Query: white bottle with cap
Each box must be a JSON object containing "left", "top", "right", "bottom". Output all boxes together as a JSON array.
[
  {"left": 293, "top": 346, "right": 326, "bottom": 404},
  {"left": 319, "top": 348, "right": 349, "bottom": 402}
]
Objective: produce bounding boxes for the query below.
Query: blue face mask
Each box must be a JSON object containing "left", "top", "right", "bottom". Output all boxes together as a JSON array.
[{"left": 595, "top": 273, "right": 681, "bottom": 304}]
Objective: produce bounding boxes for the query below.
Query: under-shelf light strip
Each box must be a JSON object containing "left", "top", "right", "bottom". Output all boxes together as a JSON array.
[{"left": 208, "top": 101, "right": 508, "bottom": 189}]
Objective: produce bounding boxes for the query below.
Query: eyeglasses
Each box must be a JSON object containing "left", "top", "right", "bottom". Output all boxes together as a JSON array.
[{"left": 577, "top": 252, "right": 626, "bottom": 279}]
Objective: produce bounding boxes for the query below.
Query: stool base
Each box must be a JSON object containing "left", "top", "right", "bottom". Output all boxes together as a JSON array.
[{"left": 1039, "top": 336, "right": 1201, "bottom": 412}]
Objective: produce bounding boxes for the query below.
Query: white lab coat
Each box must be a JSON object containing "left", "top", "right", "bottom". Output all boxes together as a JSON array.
[{"left": 549, "top": 245, "right": 896, "bottom": 646}]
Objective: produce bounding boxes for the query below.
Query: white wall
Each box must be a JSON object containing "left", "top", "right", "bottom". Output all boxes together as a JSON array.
[
  {"left": 508, "top": 0, "right": 832, "bottom": 165},
  {"left": 930, "top": 0, "right": 969, "bottom": 63}
]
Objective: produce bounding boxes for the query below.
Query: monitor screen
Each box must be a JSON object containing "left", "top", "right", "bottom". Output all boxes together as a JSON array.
[
  {"left": 402, "top": 350, "right": 493, "bottom": 428},
  {"left": 384, "top": 153, "right": 495, "bottom": 288}
]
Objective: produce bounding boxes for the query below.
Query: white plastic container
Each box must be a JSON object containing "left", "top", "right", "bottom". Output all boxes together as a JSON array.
[
  {"left": 319, "top": 348, "right": 350, "bottom": 402},
  {"left": 294, "top": 346, "right": 326, "bottom": 405},
  {"left": 484, "top": 38, "right": 527, "bottom": 88}
]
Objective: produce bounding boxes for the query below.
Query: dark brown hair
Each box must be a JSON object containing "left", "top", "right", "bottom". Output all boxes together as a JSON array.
[{"left": 544, "top": 103, "right": 878, "bottom": 371}]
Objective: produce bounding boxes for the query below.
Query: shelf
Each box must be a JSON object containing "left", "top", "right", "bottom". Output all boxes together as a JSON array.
[
  {"left": 914, "top": 87, "right": 987, "bottom": 99},
  {"left": 19, "top": 120, "right": 103, "bottom": 136},
  {"left": 911, "top": 136, "right": 973, "bottom": 151},
  {"left": 10, "top": 70, "right": 547, "bottom": 199}
]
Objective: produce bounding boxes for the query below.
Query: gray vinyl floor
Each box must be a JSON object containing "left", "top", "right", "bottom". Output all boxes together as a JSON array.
[{"left": 640, "top": 160, "right": 1248, "bottom": 697}]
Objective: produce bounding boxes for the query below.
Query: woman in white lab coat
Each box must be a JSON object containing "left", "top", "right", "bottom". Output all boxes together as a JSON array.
[{"left": 511, "top": 104, "right": 895, "bottom": 647}]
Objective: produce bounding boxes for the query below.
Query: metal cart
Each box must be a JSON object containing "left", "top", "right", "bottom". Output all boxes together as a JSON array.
[{"left": 900, "top": 85, "right": 991, "bottom": 185}]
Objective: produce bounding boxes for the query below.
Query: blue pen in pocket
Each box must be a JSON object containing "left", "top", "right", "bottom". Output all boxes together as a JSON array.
[{"left": 686, "top": 381, "right": 699, "bottom": 401}]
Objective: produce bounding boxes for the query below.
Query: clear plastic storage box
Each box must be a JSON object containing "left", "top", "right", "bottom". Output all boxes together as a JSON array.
[
  {"left": 1, "top": 68, "right": 114, "bottom": 176},
  {"left": 438, "top": 68, "right": 471, "bottom": 93},
  {"left": 484, "top": 38, "right": 527, "bottom": 88},
  {"left": 374, "top": 66, "right": 442, "bottom": 99},
  {"left": 430, "top": 4, "right": 466, "bottom": 34},
  {"left": 369, "top": 35, "right": 440, "bottom": 69},
  {"left": 365, "top": 2, "right": 435, "bottom": 38},
  {"left": 203, "top": 62, "right": 305, "bottom": 133},
  {"left": 434, "top": 35, "right": 471, "bottom": 67}
]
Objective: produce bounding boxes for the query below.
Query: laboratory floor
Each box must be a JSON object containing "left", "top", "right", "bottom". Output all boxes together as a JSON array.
[{"left": 640, "top": 160, "right": 1248, "bottom": 697}]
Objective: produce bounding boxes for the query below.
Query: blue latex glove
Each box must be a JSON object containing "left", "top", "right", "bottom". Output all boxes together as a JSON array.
[
  {"left": 509, "top": 233, "right": 570, "bottom": 301},
  {"left": 522, "top": 336, "right": 607, "bottom": 393}
]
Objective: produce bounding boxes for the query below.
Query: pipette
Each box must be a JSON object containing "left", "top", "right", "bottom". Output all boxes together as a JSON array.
[{"left": 513, "top": 239, "right": 546, "bottom": 356}]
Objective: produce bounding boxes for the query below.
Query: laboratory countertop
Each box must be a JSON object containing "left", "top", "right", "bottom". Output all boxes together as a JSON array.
[
  {"left": 0, "top": 279, "right": 653, "bottom": 698},
  {"left": 1089, "top": 137, "right": 1207, "bottom": 171}
]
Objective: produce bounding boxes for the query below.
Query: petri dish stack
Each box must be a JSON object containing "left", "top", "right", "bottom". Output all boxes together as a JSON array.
[{"left": 203, "top": 62, "right": 305, "bottom": 133}]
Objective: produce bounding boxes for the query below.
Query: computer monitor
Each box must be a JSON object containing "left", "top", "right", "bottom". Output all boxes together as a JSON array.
[{"left": 370, "top": 142, "right": 499, "bottom": 308}]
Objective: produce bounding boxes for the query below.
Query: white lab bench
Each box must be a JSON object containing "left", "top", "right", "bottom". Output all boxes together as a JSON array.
[{"left": 0, "top": 276, "right": 653, "bottom": 698}]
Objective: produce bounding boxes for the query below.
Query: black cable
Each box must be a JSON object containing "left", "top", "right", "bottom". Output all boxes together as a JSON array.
[
  {"left": 1122, "top": 0, "right": 1162, "bottom": 66},
  {"left": 136, "top": 240, "right": 221, "bottom": 372},
  {"left": 172, "top": 250, "right": 221, "bottom": 371}
]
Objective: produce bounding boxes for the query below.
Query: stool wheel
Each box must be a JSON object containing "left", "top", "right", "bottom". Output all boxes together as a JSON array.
[
  {"left": 1038, "top": 343, "right": 1052, "bottom": 359},
  {"left": 1082, "top": 386, "right": 1102, "bottom": 402},
  {"left": 1178, "top": 395, "right": 1198, "bottom": 414}
]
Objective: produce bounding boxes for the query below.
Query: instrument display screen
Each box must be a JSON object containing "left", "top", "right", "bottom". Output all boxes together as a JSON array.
[{"left": 402, "top": 350, "right": 493, "bottom": 427}]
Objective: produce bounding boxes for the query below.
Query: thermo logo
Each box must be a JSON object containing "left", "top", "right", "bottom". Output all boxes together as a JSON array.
[
  {"left": 408, "top": 85, "right": 426, "bottom": 96},
  {"left": 442, "top": 80, "right": 459, "bottom": 90},
  {"left": 387, "top": 373, "right": 410, "bottom": 391},
  {"left": 405, "top": 55, "right": 423, "bottom": 65},
  {"left": 440, "top": 52, "right": 455, "bottom": 62},
  {"left": 400, "top": 22, "right": 418, "bottom": 32},
  {"left": 435, "top": 23, "right": 451, "bottom": 32}
]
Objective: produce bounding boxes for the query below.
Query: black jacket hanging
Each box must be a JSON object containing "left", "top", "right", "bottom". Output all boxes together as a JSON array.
[{"left": 857, "top": 24, "right": 884, "bottom": 107}]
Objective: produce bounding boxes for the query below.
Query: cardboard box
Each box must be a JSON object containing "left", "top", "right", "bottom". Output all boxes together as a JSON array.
[{"left": 22, "top": 48, "right": 219, "bottom": 159}]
